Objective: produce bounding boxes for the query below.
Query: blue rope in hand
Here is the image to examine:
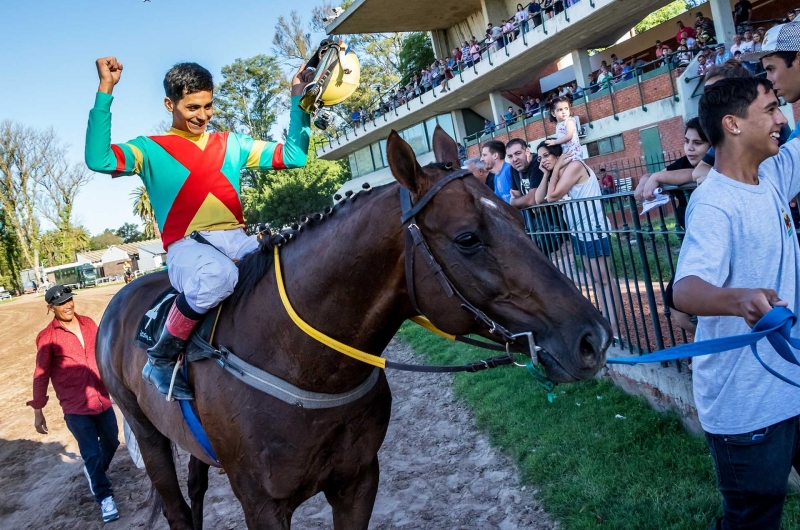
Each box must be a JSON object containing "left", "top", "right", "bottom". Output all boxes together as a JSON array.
[{"left": 606, "top": 307, "right": 800, "bottom": 388}]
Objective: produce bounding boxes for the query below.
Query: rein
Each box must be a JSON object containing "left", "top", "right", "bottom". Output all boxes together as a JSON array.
[{"left": 273, "top": 164, "right": 555, "bottom": 389}]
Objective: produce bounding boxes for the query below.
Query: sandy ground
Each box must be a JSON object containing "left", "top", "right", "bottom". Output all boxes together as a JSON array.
[{"left": 0, "top": 285, "right": 554, "bottom": 529}]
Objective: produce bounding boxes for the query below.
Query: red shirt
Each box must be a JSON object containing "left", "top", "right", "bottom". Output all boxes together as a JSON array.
[
  {"left": 27, "top": 315, "right": 112, "bottom": 415},
  {"left": 676, "top": 26, "right": 695, "bottom": 41}
]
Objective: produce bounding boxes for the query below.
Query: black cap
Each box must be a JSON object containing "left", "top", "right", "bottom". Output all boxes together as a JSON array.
[{"left": 45, "top": 285, "right": 75, "bottom": 305}]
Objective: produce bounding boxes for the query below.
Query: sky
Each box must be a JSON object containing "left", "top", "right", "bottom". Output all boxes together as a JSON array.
[{"left": 0, "top": 0, "right": 327, "bottom": 236}]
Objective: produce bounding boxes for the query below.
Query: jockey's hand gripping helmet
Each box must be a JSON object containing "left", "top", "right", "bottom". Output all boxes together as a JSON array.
[{"left": 299, "top": 39, "right": 360, "bottom": 129}]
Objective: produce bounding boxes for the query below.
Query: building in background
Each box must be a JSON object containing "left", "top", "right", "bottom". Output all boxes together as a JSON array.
[{"left": 320, "top": 0, "right": 799, "bottom": 195}]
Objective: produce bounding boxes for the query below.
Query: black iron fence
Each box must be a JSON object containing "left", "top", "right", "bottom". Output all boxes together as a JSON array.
[{"left": 522, "top": 153, "right": 696, "bottom": 365}]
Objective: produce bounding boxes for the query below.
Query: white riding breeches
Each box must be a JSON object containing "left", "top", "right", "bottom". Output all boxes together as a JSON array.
[{"left": 166, "top": 228, "right": 259, "bottom": 314}]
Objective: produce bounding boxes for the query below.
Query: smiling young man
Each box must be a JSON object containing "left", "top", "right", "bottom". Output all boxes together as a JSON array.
[
  {"left": 28, "top": 286, "right": 120, "bottom": 523},
  {"left": 85, "top": 58, "right": 312, "bottom": 400},
  {"left": 480, "top": 140, "right": 513, "bottom": 203},
  {"left": 673, "top": 77, "right": 800, "bottom": 529},
  {"left": 742, "top": 21, "right": 800, "bottom": 141}
]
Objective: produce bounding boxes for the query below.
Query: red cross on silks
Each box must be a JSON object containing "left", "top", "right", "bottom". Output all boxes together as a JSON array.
[{"left": 149, "top": 132, "right": 244, "bottom": 248}]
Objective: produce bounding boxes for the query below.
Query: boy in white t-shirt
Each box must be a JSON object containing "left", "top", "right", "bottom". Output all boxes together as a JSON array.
[{"left": 674, "top": 76, "right": 800, "bottom": 529}]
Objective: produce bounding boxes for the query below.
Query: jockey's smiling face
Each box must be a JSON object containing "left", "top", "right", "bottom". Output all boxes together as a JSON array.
[{"left": 165, "top": 90, "right": 214, "bottom": 135}]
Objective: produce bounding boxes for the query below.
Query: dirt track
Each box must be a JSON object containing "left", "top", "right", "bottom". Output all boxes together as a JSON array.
[{"left": 0, "top": 285, "right": 554, "bottom": 529}]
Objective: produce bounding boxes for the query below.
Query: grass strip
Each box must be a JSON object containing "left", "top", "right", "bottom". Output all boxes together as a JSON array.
[{"left": 397, "top": 323, "right": 800, "bottom": 529}]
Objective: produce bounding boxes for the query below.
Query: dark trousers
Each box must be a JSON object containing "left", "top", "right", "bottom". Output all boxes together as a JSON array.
[
  {"left": 64, "top": 407, "right": 120, "bottom": 504},
  {"left": 705, "top": 415, "right": 800, "bottom": 529}
]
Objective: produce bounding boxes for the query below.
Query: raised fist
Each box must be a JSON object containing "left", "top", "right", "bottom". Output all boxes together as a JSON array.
[{"left": 96, "top": 57, "right": 123, "bottom": 94}]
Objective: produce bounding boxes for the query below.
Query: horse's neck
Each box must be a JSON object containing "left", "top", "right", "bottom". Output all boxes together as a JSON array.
[{"left": 220, "top": 185, "right": 411, "bottom": 393}]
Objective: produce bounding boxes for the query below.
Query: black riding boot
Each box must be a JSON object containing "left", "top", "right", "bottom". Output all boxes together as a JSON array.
[{"left": 143, "top": 327, "right": 194, "bottom": 400}]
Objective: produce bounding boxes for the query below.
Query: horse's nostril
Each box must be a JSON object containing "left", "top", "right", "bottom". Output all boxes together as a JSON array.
[
  {"left": 579, "top": 334, "right": 597, "bottom": 359},
  {"left": 580, "top": 326, "right": 609, "bottom": 361}
]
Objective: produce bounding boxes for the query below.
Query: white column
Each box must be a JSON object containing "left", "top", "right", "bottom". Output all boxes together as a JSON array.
[
  {"left": 451, "top": 109, "right": 468, "bottom": 143},
  {"left": 571, "top": 49, "right": 593, "bottom": 88},
  {"left": 430, "top": 30, "right": 449, "bottom": 60},
  {"left": 708, "top": 0, "right": 737, "bottom": 46},
  {"left": 489, "top": 91, "right": 506, "bottom": 125},
  {"left": 481, "top": 0, "right": 508, "bottom": 27}
]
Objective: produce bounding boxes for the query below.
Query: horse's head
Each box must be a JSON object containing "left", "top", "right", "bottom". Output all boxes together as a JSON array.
[{"left": 387, "top": 126, "right": 610, "bottom": 383}]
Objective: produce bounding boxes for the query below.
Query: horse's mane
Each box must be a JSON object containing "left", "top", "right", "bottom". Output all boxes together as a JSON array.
[
  {"left": 230, "top": 162, "right": 455, "bottom": 308},
  {"left": 229, "top": 181, "right": 387, "bottom": 308}
]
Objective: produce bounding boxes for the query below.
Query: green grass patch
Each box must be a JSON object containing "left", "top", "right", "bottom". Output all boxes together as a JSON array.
[{"left": 397, "top": 323, "right": 800, "bottom": 529}]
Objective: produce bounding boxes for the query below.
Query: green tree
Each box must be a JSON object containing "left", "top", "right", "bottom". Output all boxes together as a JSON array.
[
  {"left": 89, "top": 229, "right": 123, "bottom": 250},
  {"left": 212, "top": 55, "right": 284, "bottom": 143},
  {"left": 243, "top": 137, "right": 350, "bottom": 227},
  {"left": 635, "top": 0, "right": 694, "bottom": 35},
  {"left": 398, "top": 32, "right": 435, "bottom": 86},
  {"left": 116, "top": 222, "right": 144, "bottom": 243},
  {"left": 39, "top": 225, "right": 90, "bottom": 267},
  {"left": 131, "top": 186, "right": 160, "bottom": 239},
  {"left": 272, "top": 11, "right": 313, "bottom": 69}
]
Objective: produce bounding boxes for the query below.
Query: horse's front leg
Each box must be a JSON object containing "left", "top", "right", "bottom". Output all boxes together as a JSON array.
[{"left": 324, "top": 456, "right": 380, "bottom": 530}]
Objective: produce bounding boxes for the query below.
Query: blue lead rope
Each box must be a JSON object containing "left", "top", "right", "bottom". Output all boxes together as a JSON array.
[{"left": 606, "top": 307, "right": 800, "bottom": 388}]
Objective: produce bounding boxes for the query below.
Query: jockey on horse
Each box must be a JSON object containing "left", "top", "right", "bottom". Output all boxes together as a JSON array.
[{"left": 85, "top": 49, "right": 357, "bottom": 401}]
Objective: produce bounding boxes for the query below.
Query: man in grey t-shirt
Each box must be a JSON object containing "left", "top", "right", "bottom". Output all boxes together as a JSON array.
[{"left": 674, "top": 77, "right": 800, "bottom": 529}]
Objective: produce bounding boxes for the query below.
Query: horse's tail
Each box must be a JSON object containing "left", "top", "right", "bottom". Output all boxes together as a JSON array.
[{"left": 144, "top": 483, "right": 165, "bottom": 530}]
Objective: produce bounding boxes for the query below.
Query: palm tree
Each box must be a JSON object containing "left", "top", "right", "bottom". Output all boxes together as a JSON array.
[{"left": 131, "top": 186, "right": 161, "bottom": 240}]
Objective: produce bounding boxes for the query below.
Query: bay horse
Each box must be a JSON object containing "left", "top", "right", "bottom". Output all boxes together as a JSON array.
[{"left": 96, "top": 127, "right": 611, "bottom": 529}]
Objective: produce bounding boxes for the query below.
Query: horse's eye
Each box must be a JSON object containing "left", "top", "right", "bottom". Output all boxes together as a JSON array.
[{"left": 455, "top": 233, "right": 482, "bottom": 250}]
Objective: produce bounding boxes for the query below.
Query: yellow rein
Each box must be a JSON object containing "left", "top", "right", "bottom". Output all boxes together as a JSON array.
[{"left": 273, "top": 246, "right": 456, "bottom": 368}]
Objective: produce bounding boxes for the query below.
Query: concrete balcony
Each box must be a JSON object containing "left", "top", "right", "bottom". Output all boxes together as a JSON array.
[{"left": 317, "top": 0, "right": 673, "bottom": 160}]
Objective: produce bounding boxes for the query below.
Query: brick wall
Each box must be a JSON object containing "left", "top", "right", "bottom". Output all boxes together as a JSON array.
[
  {"left": 793, "top": 101, "right": 800, "bottom": 124},
  {"left": 467, "top": 72, "right": 688, "bottom": 164}
]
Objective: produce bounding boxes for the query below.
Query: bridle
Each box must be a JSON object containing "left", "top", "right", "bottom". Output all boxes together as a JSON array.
[{"left": 399, "top": 163, "right": 544, "bottom": 368}]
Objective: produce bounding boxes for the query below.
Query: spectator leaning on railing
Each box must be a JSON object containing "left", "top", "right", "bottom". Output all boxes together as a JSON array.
[
  {"left": 480, "top": 140, "right": 513, "bottom": 203},
  {"left": 463, "top": 156, "right": 491, "bottom": 189},
  {"left": 673, "top": 75, "right": 800, "bottom": 530},
  {"left": 534, "top": 142, "right": 622, "bottom": 335},
  {"left": 506, "top": 138, "right": 544, "bottom": 208}
]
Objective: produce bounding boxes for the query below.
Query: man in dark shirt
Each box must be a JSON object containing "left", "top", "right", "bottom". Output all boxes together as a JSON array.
[
  {"left": 734, "top": 0, "right": 753, "bottom": 30},
  {"left": 506, "top": 138, "right": 543, "bottom": 208},
  {"left": 28, "top": 286, "right": 120, "bottom": 523}
]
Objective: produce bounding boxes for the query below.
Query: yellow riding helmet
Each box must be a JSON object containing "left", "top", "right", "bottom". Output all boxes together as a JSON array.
[{"left": 319, "top": 47, "right": 360, "bottom": 106}]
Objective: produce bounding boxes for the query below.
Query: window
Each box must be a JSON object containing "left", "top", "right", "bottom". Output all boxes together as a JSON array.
[
  {"left": 371, "top": 143, "right": 385, "bottom": 170},
  {"left": 401, "top": 122, "right": 428, "bottom": 156},
  {"left": 586, "top": 134, "right": 625, "bottom": 157},
  {"left": 353, "top": 146, "right": 375, "bottom": 177},
  {"left": 348, "top": 154, "right": 358, "bottom": 177},
  {"left": 436, "top": 114, "right": 456, "bottom": 141}
]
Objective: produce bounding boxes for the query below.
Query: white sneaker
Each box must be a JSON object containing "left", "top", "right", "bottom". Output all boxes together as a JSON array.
[{"left": 100, "top": 496, "right": 120, "bottom": 523}]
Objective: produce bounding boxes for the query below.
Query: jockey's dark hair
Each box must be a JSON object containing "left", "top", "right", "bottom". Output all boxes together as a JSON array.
[
  {"left": 699, "top": 76, "right": 773, "bottom": 147},
  {"left": 163, "top": 62, "right": 214, "bottom": 103}
]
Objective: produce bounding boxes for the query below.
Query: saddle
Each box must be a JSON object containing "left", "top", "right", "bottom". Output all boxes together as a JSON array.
[{"left": 134, "top": 288, "right": 221, "bottom": 352}]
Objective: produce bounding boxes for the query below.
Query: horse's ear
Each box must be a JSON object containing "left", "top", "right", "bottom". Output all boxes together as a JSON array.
[
  {"left": 432, "top": 125, "right": 460, "bottom": 169},
  {"left": 387, "top": 130, "right": 425, "bottom": 194}
]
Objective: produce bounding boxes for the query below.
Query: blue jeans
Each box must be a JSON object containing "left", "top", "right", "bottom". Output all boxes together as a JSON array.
[
  {"left": 705, "top": 415, "right": 800, "bottom": 529},
  {"left": 64, "top": 407, "right": 120, "bottom": 503}
]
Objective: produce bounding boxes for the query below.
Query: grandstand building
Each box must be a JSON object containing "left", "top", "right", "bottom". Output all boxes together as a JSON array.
[{"left": 320, "top": 0, "right": 799, "bottom": 194}]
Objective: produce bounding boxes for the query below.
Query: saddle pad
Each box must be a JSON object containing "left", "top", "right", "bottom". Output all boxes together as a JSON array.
[{"left": 134, "top": 288, "right": 220, "bottom": 351}]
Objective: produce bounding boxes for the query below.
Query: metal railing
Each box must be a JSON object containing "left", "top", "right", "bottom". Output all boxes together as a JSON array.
[
  {"left": 462, "top": 53, "right": 684, "bottom": 147},
  {"left": 319, "top": 0, "right": 600, "bottom": 152},
  {"left": 522, "top": 153, "right": 698, "bottom": 362}
]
